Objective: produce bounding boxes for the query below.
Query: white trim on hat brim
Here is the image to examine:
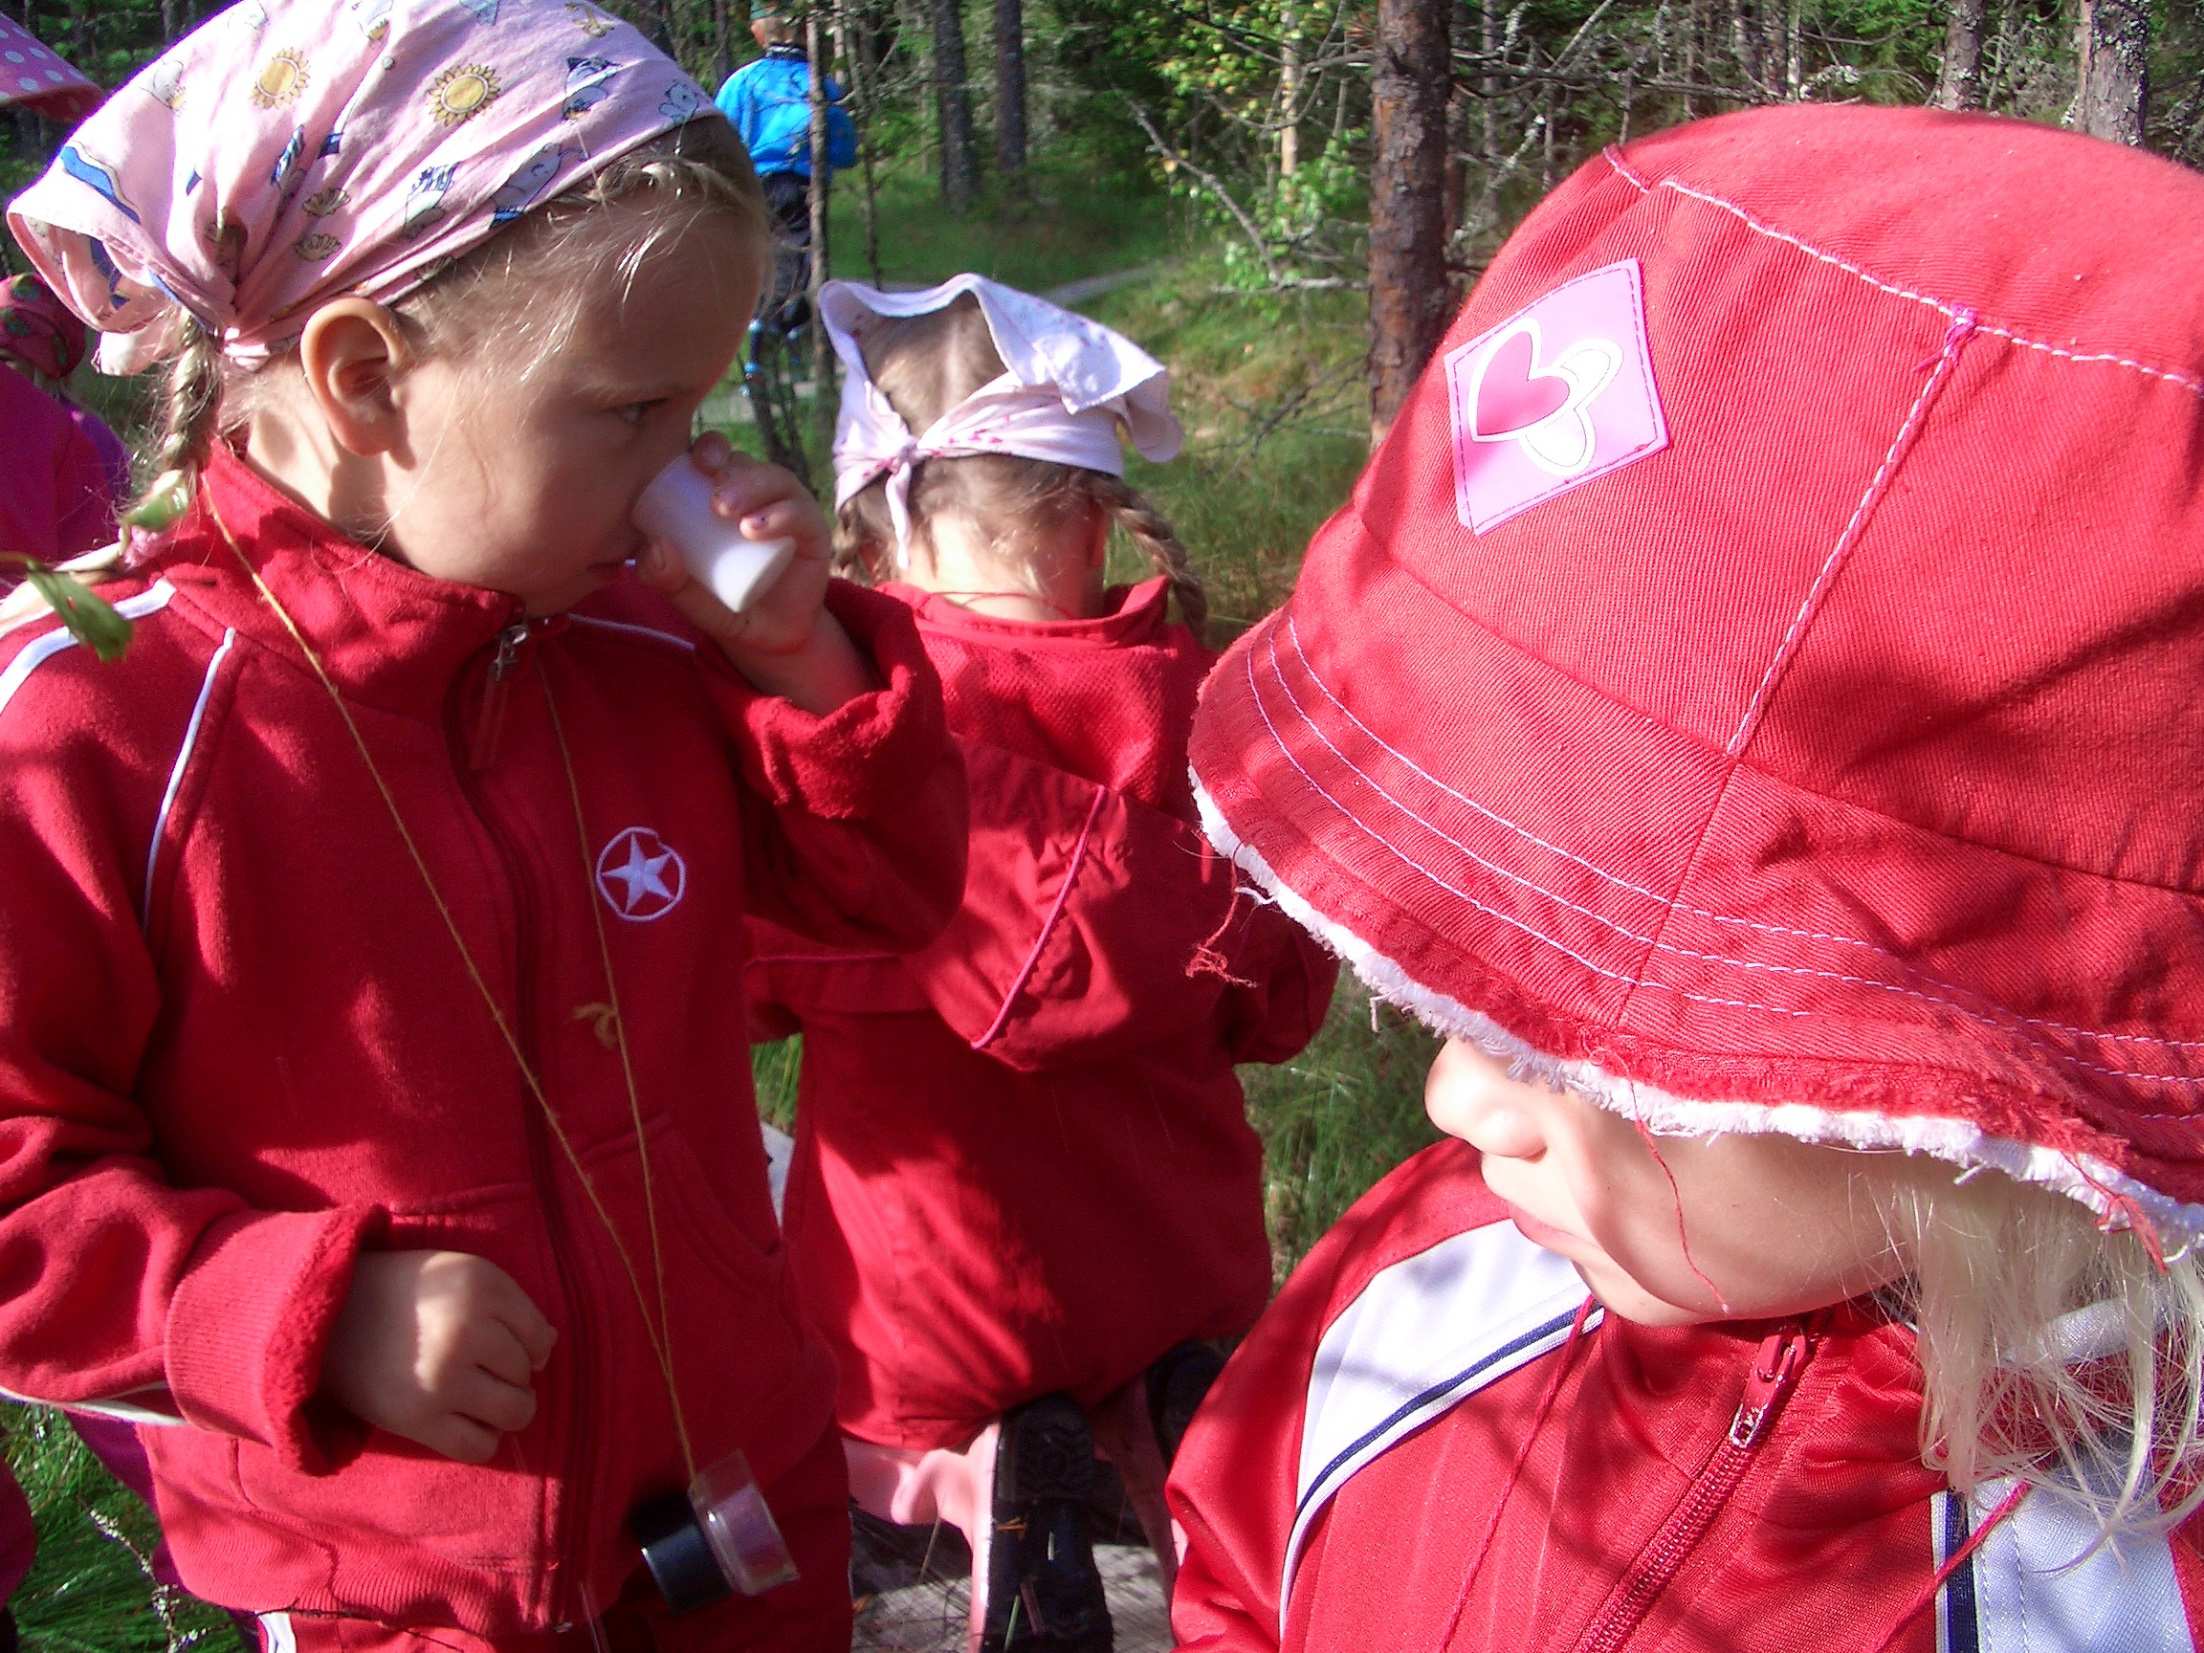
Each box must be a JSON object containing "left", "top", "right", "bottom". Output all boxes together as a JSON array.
[{"left": 1193, "top": 773, "right": 2204, "bottom": 1253}]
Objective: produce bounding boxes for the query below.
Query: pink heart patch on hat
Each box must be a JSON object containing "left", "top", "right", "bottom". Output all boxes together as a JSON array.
[{"left": 1446, "top": 259, "right": 1667, "bottom": 534}]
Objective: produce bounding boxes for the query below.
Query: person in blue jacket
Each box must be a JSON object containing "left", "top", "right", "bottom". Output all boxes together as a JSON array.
[{"left": 716, "top": 6, "right": 857, "bottom": 337}]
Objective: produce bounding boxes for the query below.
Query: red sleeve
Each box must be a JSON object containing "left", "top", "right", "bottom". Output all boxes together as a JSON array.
[
  {"left": 0, "top": 622, "right": 381, "bottom": 1472},
  {"left": 706, "top": 580, "right": 966, "bottom": 957},
  {"left": 1213, "top": 904, "right": 1340, "bottom": 1066}
]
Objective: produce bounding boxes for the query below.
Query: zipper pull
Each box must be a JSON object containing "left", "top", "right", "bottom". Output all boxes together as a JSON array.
[
  {"left": 1727, "top": 1327, "right": 1806, "bottom": 1449},
  {"left": 471, "top": 620, "right": 529, "bottom": 770}
]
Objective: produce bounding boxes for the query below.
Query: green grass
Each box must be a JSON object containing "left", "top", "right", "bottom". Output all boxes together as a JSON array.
[
  {"left": 0, "top": 1411, "right": 240, "bottom": 1652},
  {"left": 826, "top": 150, "right": 1181, "bottom": 295}
]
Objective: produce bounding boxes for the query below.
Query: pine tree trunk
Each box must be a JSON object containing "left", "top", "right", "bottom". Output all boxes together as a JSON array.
[
  {"left": 1934, "top": 0, "right": 1987, "bottom": 110},
  {"left": 713, "top": 0, "right": 734, "bottom": 86},
  {"left": 932, "top": 0, "right": 979, "bottom": 210},
  {"left": 1367, "top": 0, "right": 1452, "bottom": 443},
  {"left": 807, "top": 8, "right": 838, "bottom": 482},
  {"left": 1278, "top": 1, "right": 1302, "bottom": 179},
  {"left": 2076, "top": 0, "right": 2149, "bottom": 145},
  {"left": 994, "top": 0, "right": 1027, "bottom": 185},
  {"left": 835, "top": 0, "right": 887, "bottom": 285}
]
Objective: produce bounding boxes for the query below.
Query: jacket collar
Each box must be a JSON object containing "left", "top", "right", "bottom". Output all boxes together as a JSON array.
[
  {"left": 150, "top": 444, "right": 522, "bottom": 718},
  {"left": 884, "top": 575, "right": 1173, "bottom": 651}
]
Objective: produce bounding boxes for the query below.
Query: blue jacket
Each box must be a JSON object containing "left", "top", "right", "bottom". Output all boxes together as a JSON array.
[{"left": 715, "top": 48, "right": 857, "bottom": 180}]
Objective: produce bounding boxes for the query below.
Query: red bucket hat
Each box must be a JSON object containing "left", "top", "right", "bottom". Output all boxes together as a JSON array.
[{"left": 1190, "top": 105, "right": 2204, "bottom": 1246}]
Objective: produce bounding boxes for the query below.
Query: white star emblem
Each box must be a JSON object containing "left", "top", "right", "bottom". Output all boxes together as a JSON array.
[{"left": 593, "top": 826, "right": 687, "bottom": 922}]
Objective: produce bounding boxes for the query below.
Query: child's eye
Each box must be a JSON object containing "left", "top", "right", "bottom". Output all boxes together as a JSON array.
[{"left": 615, "top": 399, "right": 667, "bottom": 427}]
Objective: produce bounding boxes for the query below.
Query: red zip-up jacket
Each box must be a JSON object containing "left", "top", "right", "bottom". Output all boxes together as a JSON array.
[
  {"left": 1169, "top": 1139, "right": 2204, "bottom": 1652},
  {"left": 748, "top": 580, "right": 1337, "bottom": 1449},
  {"left": 0, "top": 449, "right": 964, "bottom": 1634}
]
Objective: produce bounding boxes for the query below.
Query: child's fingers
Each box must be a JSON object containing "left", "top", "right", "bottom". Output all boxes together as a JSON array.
[
  {"left": 485, "top": 1277, "right": 557, "bottom": 1372},
  {"left": 708, "top": 458, "right": 802, "bottom": 524},
  {"left": 735, "top": 499, "right": 815, "bottom": 550},
  {"left": 688, "top": 431, "right": 735, "bottom": 474},
  {"left": 455, "top": 1368, "right": 538, "bottom": 1436},
  {"left": 468, "top": 1319, "right": 536, "bottom": 1389},
  {"left": 424, "top": 1413, "right": 503, "bottom": 1465}
]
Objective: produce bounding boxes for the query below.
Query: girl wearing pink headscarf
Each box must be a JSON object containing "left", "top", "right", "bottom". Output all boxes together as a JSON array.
[{"left": 0, "top": 2, "right": 966, "bottom": 1647}]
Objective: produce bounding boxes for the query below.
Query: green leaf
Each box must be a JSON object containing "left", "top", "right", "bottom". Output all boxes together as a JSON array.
[{"left": 19, "top": 564, "right": 134, "bottom": 663}]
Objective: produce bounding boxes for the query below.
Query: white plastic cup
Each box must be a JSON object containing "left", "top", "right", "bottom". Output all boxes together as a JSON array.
[{"left": 634, "top": 458, "right": 796, "bottom": 616}]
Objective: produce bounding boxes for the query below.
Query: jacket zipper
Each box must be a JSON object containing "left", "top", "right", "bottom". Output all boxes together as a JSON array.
[
  {"left": 1569, "top": 1327, "right": 1807, "bottom": 1653},
  {"left": 449, "top": 624, "right": 599, "bottom": 1628},
  {"left": 469, "top": 620, "right": 528, "bottom": 771}
]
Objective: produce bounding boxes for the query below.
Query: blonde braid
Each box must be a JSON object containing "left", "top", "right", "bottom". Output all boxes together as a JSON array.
[
  {"left": 130, "top": 319, "right": 225, "bottom": 524},
  {"left": 1091, "top": 472, "right": 1206, "bottom": 638}
]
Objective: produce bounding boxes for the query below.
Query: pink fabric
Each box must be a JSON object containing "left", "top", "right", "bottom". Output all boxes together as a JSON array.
[
  {"left": 0, "top": 16, "right": 102, "bottom": 122},
  {"left": 1444, "top": 258, "right": 1669, "bottom": 532},
  {"left": 0, "top": 273, "right": 90, "bottom": 380},
  {"left": 0, "top": 1461, "right": 29, "bottom": 1606},
  {"left": 7, "top": 0, "right": 714, "bottom": 372},
  {"left": 0, "top": 365, "right": 121, "bottom": 569}
]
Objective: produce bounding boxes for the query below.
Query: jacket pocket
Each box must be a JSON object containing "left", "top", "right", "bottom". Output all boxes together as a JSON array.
[{"left": 223, "top": 1181, "right": 567, "bottom": 1629}]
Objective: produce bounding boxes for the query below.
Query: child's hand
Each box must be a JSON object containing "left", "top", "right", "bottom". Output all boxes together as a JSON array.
[
  {"left": 321, "top": 1250, "right": 556, "bottom": 1464},
  {"left": 639, "top": 436, "right": 871, "bottom": 713}
]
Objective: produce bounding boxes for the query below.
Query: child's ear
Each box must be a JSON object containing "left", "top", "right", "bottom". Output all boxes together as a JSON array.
[{"left": 297, "top": 299, "right": 412, "bottom": 458}]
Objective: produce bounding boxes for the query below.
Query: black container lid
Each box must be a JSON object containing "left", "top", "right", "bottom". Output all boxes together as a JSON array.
[{"left": 632, "top": 1490, "right": 732, "bottom": 1615}]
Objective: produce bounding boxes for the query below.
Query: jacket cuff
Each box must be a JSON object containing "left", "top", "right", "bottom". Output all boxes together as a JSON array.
[
  {"left": 166, "top": 1205, "right": 385, "bottom": 1473},
  {"left": 710, "top": 581, "right": 949, "bottom": 821}
]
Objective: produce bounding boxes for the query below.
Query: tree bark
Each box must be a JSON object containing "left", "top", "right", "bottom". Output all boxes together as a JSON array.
[
  {"left": 712, "top": 0, "right": 734, "bottom": 86},
  {"left": 1278, "top": 0, "right": 1302, "bottom": 178},
  {"left": 1366, "top": 0, "right": 1452, "bottom": 443},
  {"left": 807, "top": 7, "right": 838, "bottom": 479},
  {"left": 994, "top": 0, "right": 1027, "bottom": 186},
  {"left": 1933, "top": 0, "right": 1987, "bottom": 110},
  {"left": 2076, "top": 0, "right": 2149, "bottom": 145},
  {"left": 932, "top": 0, "right": 979, "bottom": 210},
  {"left": 835, "top": 0, "right": 888, "bottom": 286}
]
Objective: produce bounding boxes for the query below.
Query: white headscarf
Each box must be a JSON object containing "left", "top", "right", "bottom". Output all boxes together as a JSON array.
[{"left": 822, "top": 273, "right": 1184, "bottom": 563}]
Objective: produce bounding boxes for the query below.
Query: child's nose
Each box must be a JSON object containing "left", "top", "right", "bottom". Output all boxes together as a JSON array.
[{"left": 1425, "top": 1039, "right": 1547, "bottom": 1161}]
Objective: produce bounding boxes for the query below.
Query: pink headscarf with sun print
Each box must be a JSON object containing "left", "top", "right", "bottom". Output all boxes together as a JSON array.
[{"left": 6, "top": 0, "right": 714, "bottom": 374}]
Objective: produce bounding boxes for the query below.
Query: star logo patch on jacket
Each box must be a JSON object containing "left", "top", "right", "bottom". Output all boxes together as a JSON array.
[{"left": 595, "top": 826, "right": 687, "bottom": 922}]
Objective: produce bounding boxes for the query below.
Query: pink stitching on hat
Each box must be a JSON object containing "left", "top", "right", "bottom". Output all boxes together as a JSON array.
[
  {"left": 1722, "top": 313, "right": 1974, "bottom": 757},
  {"left": 1260, "top": 619, "right": 2204, "bottom": 1091},
  {"left": 1283, "top": 616, "right": 2204, "bottom": 1055},
  {"left": 1600, "top": 147, "right": 2204, "bottom": 404}
]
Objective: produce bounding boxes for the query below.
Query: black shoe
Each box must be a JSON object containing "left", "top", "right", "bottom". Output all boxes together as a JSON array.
[
  {"left": 850, "top": 1500, "right": 973, "bottom": 1600},
  {"left": 982, "top": 1395, "right": 1113, "bottom": 1652},
  {"left": 1146, "top": 1341, "right": 1229, "bottom": 1468}
]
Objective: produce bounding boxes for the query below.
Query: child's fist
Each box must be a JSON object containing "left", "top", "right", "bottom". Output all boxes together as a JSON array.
[{"left": 322, "top": 1249, "right": 557, "bottom": 1464}]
